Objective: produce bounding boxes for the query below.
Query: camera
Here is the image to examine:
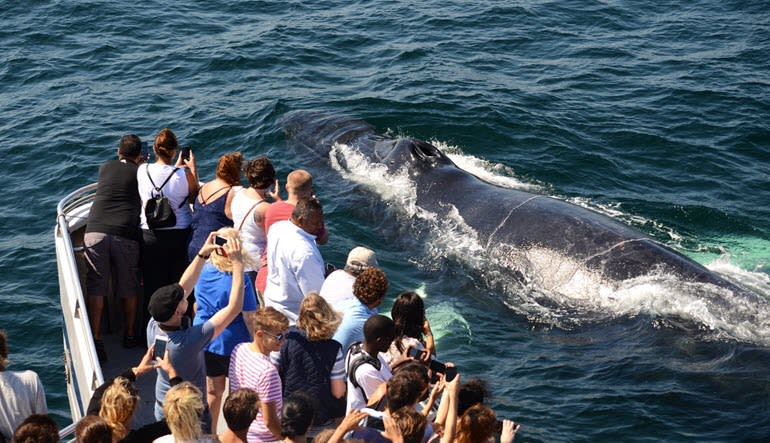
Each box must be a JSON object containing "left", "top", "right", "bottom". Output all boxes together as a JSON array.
[
  {"left": 214, "top": 236, "right": 227, "bottom": 246},
  {"left": 408, "top": 347, "right": 458, "bottom": 381}
]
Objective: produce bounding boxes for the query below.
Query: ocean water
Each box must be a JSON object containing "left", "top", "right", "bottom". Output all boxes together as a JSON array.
[{"left": 1, "top": 1, "right": 769, "bottom": 441}]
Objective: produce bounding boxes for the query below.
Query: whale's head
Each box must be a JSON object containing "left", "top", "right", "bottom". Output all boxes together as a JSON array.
[{"left": 374, "top": 137, "right": 454, "bottom": 171}]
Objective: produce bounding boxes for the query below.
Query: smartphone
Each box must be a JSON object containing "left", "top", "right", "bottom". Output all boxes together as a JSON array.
[
  {"left": 153, "top": 336, "right": 168, "bottom": 360},
  {"left": 214, "top": 235, "right": 227, "bottom": 246},
  {"left": 140, "top": 141, "right": 151, "bottom": 162},
  {"left": 180, "top": 145, "right": 191, "bottom": 161},
  {"left": 445, "top": 366, "right": 458, "bottom": 382},
  {"left": 408, "top": 347, "right": 423, "bottom": 359},
  {"left": 429, "top": 359, "right": 446, "bottom": 374}
]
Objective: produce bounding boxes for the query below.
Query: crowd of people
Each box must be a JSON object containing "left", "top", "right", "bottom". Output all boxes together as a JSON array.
[{"left": 0, "top": 131, "right": 521, "bottom": 443}]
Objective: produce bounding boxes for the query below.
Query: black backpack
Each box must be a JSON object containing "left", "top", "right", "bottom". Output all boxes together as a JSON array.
[
  {"left": 144, "top": 165, "right": 181, "bottom": 229},
  {"left": 345, "top": 341, "right": 382, "bottom": 403}
]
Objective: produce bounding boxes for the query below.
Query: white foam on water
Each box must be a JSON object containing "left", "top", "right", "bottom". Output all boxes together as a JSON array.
[
  {"left": 328, "top": 139, "right": 770, "bottom": 346},
  {"left": 432, "top": 140, "right": 542, "bottom": 192}
]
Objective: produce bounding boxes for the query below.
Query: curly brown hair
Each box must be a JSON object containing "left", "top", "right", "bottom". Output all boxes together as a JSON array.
[
  {"left": 244, "top": 156, "right": 277, "bottom": 189},
  {"left": 216, "top": 151, "right": 243, "bottom": 186},
  {"left": 153, "top": 127, "right": 178, "bottom": 162},
  {"left": 353, "top": 267, "right": 389, "bottom": 306}
]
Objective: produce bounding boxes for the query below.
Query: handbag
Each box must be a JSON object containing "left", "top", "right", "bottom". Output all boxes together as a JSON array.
[{"left": 144, "top": 165, "right": 180, "bottom": 229}]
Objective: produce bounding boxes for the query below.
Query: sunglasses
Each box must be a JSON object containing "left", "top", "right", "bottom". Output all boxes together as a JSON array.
[{"left": 271, "top": 332, "right": 286, "bottom": 341}]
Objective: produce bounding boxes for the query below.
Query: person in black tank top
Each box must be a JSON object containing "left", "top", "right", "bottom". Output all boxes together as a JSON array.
[{"left": 83, "top": 135, "right": 143, "bottom": 361}]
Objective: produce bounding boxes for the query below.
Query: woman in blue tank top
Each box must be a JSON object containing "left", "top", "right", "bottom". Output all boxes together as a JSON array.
[{"left": 187, "top": 152, "right": 243, "bottom": 261}]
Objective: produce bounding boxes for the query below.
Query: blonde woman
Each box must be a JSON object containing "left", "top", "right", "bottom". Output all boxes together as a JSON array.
[
  {"left": 156, "top": 382, "right": 217, "bottom": 443},
  {"left": 276, "top": 293, "right": 346, "bottom": 428},
  {"left": 93, "top": 346, "right": 175, "bottom": 442},
  {"left": 193, "top": 227, "right": 258, "bottom": 432}
]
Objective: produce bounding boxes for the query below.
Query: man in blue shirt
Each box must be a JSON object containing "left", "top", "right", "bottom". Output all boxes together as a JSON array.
[{"left": 333, "top": 267, "right": 389, "bottom": 353}]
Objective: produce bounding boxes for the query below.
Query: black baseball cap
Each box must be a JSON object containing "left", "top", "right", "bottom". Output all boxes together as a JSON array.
[{"left": 148, "top": 284, "right": 185, "bottom": 323}]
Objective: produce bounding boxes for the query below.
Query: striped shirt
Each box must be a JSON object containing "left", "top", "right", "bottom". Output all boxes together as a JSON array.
[{"left": 229, "top": 343, "right": 283, "bottom": 442}]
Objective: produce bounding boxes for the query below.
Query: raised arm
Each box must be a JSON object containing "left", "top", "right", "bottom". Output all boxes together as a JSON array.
[
  {"left": 208, "top": 233, "right": 245, "bottom": 338},
  {"left": 439, "top": 369, "right": 460, "bottom": 443},
  {"left": 328, "top": 410, "right": 368, "bottom": 443},
  {"left": 178, "top": 148, "right": 199, "bottom": 203},
  {"left": 178, "top": 232, "right": 219, "bottom": 295}
]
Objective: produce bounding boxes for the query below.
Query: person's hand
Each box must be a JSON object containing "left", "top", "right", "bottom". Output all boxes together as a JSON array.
[
  {"left": 198, "top": 232, "right": 220, "bottom": 258},
  {"left": 383, "top": 414, "right": 404, "bottom": 443},
  {"left": 222, "top": 231, "right": 243, "bottom": 265},
  {"left": 268, "top": 180, "right": 282, "bottom": 202},
  {"left": 176, "top": 147, "right": 196, "bottom": 170},
  {"left": 155, "top": 348, "right": 178, "bottom": 379},
  {"left": 430, "top": 375, "right": 445, "bottom": 397},
  {"left": 500, "top": 419, "right": 520, "bottom": 443},
  {"left": 132, "top": 346, "right": 156, "bottom": 377},
  {"left": 337, "top": 410, "right": 368, "bottom": 433}
]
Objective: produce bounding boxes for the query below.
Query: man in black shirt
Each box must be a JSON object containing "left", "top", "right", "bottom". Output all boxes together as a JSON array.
[{"left": 84, "top": 134, "right": 143, "bottom": 361}]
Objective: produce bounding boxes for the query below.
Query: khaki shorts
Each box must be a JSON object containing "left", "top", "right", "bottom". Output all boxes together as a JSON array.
[{"left": 84, "top": 232, "right": 140, "bottom": 298}]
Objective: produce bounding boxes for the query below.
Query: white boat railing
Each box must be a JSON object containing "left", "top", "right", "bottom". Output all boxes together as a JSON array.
[{"left": 54, "top": 183, "right": 103, "bottom": 432}]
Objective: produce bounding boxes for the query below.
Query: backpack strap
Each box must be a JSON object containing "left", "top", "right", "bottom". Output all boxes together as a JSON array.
[
  {"left": 146, "top": 164, "right": 180, "bottom": 196},
  {"left": 345, "top": 342, "right": 381, "bottom": 403}
]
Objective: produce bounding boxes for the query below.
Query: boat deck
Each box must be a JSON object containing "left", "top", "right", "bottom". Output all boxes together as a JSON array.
[
  {"left": 57, "top": 184, "right": 227, "bottom": 435},
  {"left": 69, "top": 224, "right": 157, "bottom": 427}
]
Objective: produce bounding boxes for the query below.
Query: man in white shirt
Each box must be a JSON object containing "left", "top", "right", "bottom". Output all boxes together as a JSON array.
[
  {"left": 0, "top": 331, "right": 47, "bottom": 442},
  {"left": 263, "top": 198, "right": 326, "bottom": 324},
  {"left": 345, "top": 314, "right": 396, "bottom": 413},
  {"left": 320, "top": 246, "right": 378, "bottom": 309}
]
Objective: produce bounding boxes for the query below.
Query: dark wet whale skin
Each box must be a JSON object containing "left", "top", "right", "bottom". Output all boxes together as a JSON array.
[{"left": 283, "top": 113, "right": 743, "bottom": 292}]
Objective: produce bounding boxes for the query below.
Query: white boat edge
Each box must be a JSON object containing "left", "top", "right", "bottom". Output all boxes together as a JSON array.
[{"left": 55, "top": 183, "right": 103, "bottom": 440}]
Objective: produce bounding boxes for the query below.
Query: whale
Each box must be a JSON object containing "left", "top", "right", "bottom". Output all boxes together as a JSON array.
[{"left": 282, "top": 113, "right": 747, "bottom": 295}]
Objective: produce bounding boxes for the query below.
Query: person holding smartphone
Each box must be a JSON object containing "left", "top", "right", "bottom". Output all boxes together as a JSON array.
[
  {"left": 146, "top": 231, "right": 245, "bottom": 433},
  {"left": 384, "top": 291, "right": 436, "bottom": 368},
  {"left": 137, "top": 128, "right": 199, "bottom": 330},
  {"left": 193, "top": 227, "right": 259, "bottom": 432}
]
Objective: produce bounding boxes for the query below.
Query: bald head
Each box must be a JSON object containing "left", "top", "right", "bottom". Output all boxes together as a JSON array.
[{"left": 286, "top": 170, "right": 314, "bottom": 199}]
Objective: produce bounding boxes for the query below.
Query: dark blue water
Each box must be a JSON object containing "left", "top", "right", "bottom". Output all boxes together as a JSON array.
[{"left": 1, "top": 1, "right": 769, "bottom": 441}]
